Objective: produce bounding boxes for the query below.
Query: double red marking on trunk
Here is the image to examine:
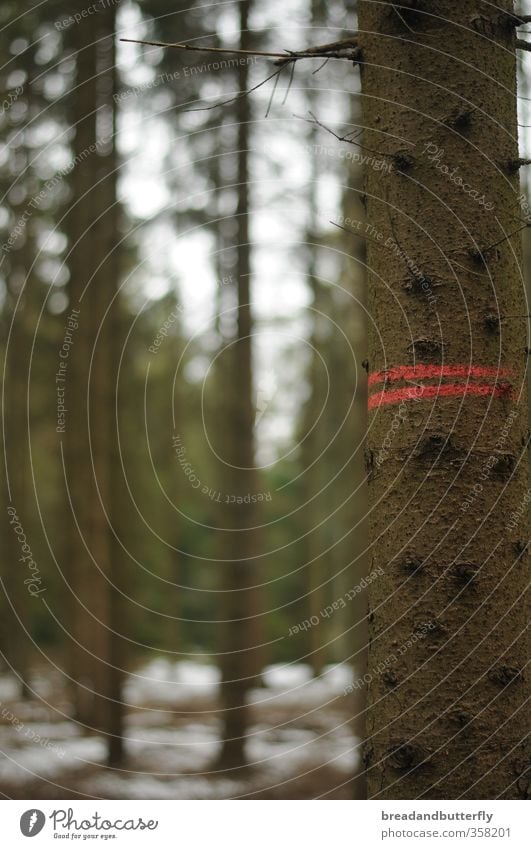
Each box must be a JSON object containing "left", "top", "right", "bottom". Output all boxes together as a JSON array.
[{"left": 367, "top": 364, "right": 514, "bottom": 411}]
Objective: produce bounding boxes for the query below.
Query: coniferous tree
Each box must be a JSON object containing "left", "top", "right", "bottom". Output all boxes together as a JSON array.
[{"left": 358, "top": 0, "right": 530, "bottom": 799}]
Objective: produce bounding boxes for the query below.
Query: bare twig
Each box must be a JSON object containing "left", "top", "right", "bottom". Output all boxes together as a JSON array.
[
  {"left": 330, "top": 220, "right": 385, "bottom": 249},
  {"left": 184, "top": 67, "right": 282, "bottom": 113},
  {"left": 265, "top": 67, "right": 281, "bottom": 118},
  {"left": 447, "top": 255, "right": 489, "bottom": 278},
  {"left": 282, "top": 60, "right": 296, "bottom": 105},
  {"left": 477, "top": 224, "right": 528, "bottom": 257},
  {"left": 516, "top": 38, "right": 531, "bottom": 51},
  {"left": 120, "top": 37, "right": 298, "bottom": 59},
  {"left": 312, "top": 57, "right": 330, "bottom": 74},
  {"left": 120, "top": 35, "right": 361, "bottom": 114},
  {"left": 119, "top": 36, "right": 361, "bottom": 66},
  {"left": 275, "top": 38, "right": 360, "bottom": 67},
  {"left": 304, "top": 111, "right": 393, "bottom": 160},
  {"left": 330, "top": 220, "right": 366, "bottom": 238}
]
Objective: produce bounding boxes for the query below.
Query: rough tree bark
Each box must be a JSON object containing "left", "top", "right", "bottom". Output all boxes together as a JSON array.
[{"left": 357, "top": 1, "right": 530, "bottom": 799}]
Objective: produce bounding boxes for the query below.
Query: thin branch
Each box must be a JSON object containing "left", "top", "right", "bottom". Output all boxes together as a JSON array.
[
  {"left": 304, "top": 110, "right": 394, "bottom": 160},
  {"left": 312, "top": 57, "right": 330, "bottom": 75},
  {"left": 120, "top": 36, "right": 361, "bottom": 114},
  {"left": 447, "top": 256, "right": 489, "bottom": 278},
  {"left": 282, "top": 60, "right": 296, "bottom": 105},
  {"left": 119, "top": 36, "right": 361, "bottom": 67},
  {"left": 330, "top": 220, "right": 384, "bottom": 249},
  {"left": 120, "top": 37, "right": 297, "bottom": 59},
  {"left": 478, "top": 224, "right": 528, "bottom": 256},
  {"left": 516, "top": 38, "right": 531, "bottom": 50},
  {"left": 330, "top": 220, "right": 366, "bottom": 239},
  {"left": 265, "top": 66, "right": 281, "bottom": 118},
  {"left": 184, "top": 67, "right": 282, "bottom": 113},
  {"left": 275, "top": 38, "right": 360, "bottom": 67}
]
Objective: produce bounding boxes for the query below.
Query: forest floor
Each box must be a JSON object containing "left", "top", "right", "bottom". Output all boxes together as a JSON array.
[{"left": 0, "top": 661, "right": 362, "bottom": 799}]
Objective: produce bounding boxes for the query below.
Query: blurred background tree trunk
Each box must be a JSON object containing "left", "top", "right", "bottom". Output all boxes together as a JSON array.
[
  {"left": 64, "top": 0, "right": 124, "bottom": 765},
  {"left": 216, "top": 0, "right": 261, "bottom": 771}
]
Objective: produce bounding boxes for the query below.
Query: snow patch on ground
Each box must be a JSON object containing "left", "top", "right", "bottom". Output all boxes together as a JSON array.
[
  {"left": 0, "top": 661, "right": 359, "bottom": 797},
  {"left": 124, "top": 659, "right": 220, "bottom": 705},
  {"left": 0, "top": 736, "right": 106, "bottom": 786}
]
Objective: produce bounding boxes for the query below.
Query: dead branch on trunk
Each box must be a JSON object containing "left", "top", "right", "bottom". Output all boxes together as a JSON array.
[{"left": 119, "top": 37, "right": 361, "bottom": 66}]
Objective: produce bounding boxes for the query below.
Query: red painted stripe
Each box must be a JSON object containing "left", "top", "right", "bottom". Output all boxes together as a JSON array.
[
  {"left": 367, "top": 364, "right": 512, "bottom": 388},
  {"left": 368, "top": 382, "right": 513, "bottom": 411}
]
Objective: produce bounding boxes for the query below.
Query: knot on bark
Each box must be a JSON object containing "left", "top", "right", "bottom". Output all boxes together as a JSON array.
[
  {"left": 364, "top": 447, "right": 376, "bottom": 481},
  {"left": 505, "top": 158, "right": 530, "bottom": 174},
  {"left": 382, "top": 670, "right": 398, "bottom": 689},
  {"left": 453, "top": 562, "right": 479, "bottom": 585},
  {"left": 408, "top": 338, "right": 444, "bottom": 360},
  {"left": 447, "top": 708, "right": 473, "bottom": 729},
  {"left": 514, "top": 540, "right": 528, "bottom": 557},
  {"left": 393, "top": 150, "right": 415, "bottom": 173},
  {"left": 469, "top": 246, "right": 500, "bottom": 266},
  {"left": 445, "top": 107, "right": 474, "bottom": 132},
  {"left": 402, "top": 274, "right": 434, "bottom": 298},
  {"left": 414, "top": 433, "right": 454, "bottom": 459},
  {"left": 414, "top": 619, "right": 444, "bottom": 637},
  {"left": 470, "top": 14, "right": 496, "bottom": 36},
  {"left": 492, "top": 453, "right": 516, "bottom": 478},
  {"left": 400, "top": 555, "right": 423, "bottom": 574},
  {"left": 484, "top": 312, "right": 500, "bottom": 333},
  {"left": 386, "top": 742, "right": 426, "bottom": 771},
  {"left": 488, "top": 665, "right": 523, "bottom": 687},
  {"left": 362, "top": 742, "right": 374, "bottom": 768}
]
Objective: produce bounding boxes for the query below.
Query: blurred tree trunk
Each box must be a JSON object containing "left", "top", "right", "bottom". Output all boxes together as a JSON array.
[
  {"left": 64, "top": 5, "right": 99, "bottom": 726},
  {"left": 2, "top": 210, "right": 32, "bottom": 699},
  {"left": 302, "top": 73, "right": 327, "bottom": 677},
  {"left": 300, "top": 271, "right": 327, "bottom": 678},
  {"left": 358, "top": 0, "right": 530, "bottom": 798},
  {"left": 95, "top": 2, "right": 125, "bottom": 767},
  {"left": 65, "top": 1, "right": 124, "bottom": 764},
  {"left": 216, "top": 0, "right": 261, "bottom": 770}
]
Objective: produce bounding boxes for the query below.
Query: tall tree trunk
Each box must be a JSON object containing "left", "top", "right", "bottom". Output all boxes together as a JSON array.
[
  {"left": 303, "top": 71, "right": 327, "bottom": 677},
  {"left": 216, "top": 0, "right": 261, "bottom": 770},
  {"left": 2, "top": 243, "right": 31, "bottom": 699},
  {"left": 95, "top": 4, "right": 125, "bottom": 767},
  {"left": 64, "top": 1, "right": 124, "bottom": 764},
  {"left": 358, "top": 1, "right": 530, "bottom": 798},
  {"left": 300, "top": 271, "right": 328, "bottom": 678},
  {"left": 64, "top": 5, "right": 99, "bottom": 725}
]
